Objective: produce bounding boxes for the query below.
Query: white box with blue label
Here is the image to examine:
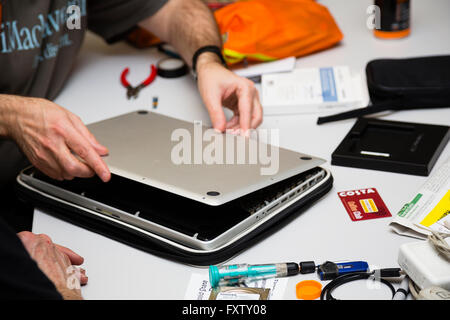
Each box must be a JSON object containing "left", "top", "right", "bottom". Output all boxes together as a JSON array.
[{"left": 261, "top": 66, "right": 368, "bottom": 115}]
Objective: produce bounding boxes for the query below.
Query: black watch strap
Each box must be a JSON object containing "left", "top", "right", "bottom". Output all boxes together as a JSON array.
[{"left": 192, "top": 45, "right": 227, "bottom": 76}]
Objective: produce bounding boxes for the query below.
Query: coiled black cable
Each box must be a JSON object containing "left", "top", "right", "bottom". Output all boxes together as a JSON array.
[{"left": 320, "top": 269, "right": 402, "bottom": 300}]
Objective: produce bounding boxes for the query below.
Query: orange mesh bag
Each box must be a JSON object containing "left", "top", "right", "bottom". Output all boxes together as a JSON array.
[{"left": 214, "top": 0, "right": 343, "bottom": 65}]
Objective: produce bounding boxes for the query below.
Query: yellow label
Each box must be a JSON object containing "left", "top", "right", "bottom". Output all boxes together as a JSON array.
[
  {"left": 420, "top": 190, "right": 450, "bottom": 227},
  {"left": 360, "top": 198, "right": 378, "bottom": 213}
]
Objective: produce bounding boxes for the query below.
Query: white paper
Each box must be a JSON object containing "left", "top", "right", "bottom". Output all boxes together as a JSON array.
[
  {"left": 261, "top": 66, "right": 368, "bottom": 115},
  {"left": 233, "top": 57, "right": 296, "bottom": 79},
  {"left": 184, "top": 272, "right": 288, "bottom": 300},
  {"left": 390, "top": 157, "right": 450, "bottom": 239},
  {"left": 215, "top": 292, "right": 261, "bottom": 300}
]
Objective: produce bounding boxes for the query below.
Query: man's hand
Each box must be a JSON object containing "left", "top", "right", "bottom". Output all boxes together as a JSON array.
[
  {"left": 17, "top": 231, "right": 88, "bottom": 300},
  {"left": 0, "top": 95, "right": 110, "bottom": 182},
  {"left": 196, "top": 53, "right": 263, "bottom": 135},
  {"left": 138, "top": 0, "right": 263, "bottom": 134}
]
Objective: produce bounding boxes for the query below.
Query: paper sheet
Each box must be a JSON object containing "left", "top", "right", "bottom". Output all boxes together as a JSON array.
[
  {"left": 184, "top": 272, "right": 288, "bottom": 300},
  {"left": 390, "top": 157, "right": 450, "bottom": 239},
  {"left": 233, "top": 57, "right": 296, "bottom": 79},
  {"left": 261, "top": 66, "right": 368, "bottom": 115}
]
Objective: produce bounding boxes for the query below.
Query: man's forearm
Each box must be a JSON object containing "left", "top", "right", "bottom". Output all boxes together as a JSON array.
[
  {"left": 139, "top": 0, "right": 223, "bottom": 68},
  {"left": 140, "top": 0, "right": 263, "bottom": 133},
  {"left": 165, "top": 0, "right": 222, "bottom": 66},
  {"left": 0, "top": 94, "right": 23, "bottom": 137}
]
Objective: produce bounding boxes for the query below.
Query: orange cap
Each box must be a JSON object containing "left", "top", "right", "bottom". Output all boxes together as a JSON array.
[{"left": 296, "top": 280, "right": 322, "bottom": 300}]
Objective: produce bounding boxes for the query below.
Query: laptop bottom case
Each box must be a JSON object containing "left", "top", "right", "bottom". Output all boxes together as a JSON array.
[{"left": 15, "top": 167, "right": 333, "bottom": 266}]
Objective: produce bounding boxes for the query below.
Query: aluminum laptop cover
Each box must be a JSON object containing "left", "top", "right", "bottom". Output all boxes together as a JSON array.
[{"left": 86, "top": 111, "right": 325, "bottom": 206}]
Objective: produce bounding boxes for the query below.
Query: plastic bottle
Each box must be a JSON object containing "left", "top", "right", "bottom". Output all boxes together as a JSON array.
[{"left": 374, "top": 0, "right": 411, "bottom": 39}]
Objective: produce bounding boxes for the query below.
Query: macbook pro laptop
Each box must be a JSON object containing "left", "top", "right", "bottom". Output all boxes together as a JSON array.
[{"left": 17, "top": 111, "right": 332, "bottom": 258}]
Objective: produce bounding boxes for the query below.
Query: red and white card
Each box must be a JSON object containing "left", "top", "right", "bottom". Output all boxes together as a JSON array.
[{"left": 338, "top": 188, "right": 392, "bottom": 222}]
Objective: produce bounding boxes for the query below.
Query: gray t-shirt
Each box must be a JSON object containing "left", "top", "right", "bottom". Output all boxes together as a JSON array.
[{"left": 0, "top": 0, "right": 167, "bottom": 100}]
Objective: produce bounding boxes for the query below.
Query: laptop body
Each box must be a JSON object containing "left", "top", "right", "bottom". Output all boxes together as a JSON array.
[{"left": 17, "top": 111, "right": 332, "bottom": 253}]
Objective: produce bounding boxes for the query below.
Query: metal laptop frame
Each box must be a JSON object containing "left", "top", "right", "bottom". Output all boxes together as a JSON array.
[{"left": 18, "top": 167, "right": 331, "bottom": 251}]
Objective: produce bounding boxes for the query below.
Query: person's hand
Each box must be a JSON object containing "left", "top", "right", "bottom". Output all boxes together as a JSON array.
[
  {"left": 196, "top": 54, "right": 263, "bottom": 135},
  {"left": 6, "top": 96, "right": 110, "bottom": 182},
  {"left": 17, "top": 231, "right": 88, "bottom": 300}
]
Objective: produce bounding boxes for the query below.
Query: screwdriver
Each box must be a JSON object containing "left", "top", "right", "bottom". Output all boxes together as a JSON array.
[
  {"left": 209, "top": 260, "right": 369, "bottom": 287},
  {"left": 209, "top": 261, "right": 320, "bottom": 288}
]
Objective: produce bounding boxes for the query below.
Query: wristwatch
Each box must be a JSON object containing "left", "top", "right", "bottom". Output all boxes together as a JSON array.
[{"left": 192, "top": 45, "right": 227, "bottom": 80}]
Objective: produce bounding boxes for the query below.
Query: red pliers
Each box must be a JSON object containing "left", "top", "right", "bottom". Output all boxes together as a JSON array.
[{"left": 120, "top": 64, "right": 157, "bottom": 99}]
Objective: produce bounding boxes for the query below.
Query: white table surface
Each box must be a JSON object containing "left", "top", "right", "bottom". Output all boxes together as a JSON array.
[{"left": 32, "top": 0, "right": 450, "bottom": 300}]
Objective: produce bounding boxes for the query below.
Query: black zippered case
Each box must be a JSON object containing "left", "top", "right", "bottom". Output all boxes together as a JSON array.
[
  {"left": 15, "top": 167, "right": 333, "bottom": 266},
  {"left": 366, "top": 55, "right": 450, "bottom": 109},
  {"left": 317, "top": 55, "right": 450, "bottom": 124}
]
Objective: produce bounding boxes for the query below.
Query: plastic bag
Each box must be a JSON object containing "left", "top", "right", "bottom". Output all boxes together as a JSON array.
[{"left": 214, "top": 0, "right": 343, "bottom": 65}]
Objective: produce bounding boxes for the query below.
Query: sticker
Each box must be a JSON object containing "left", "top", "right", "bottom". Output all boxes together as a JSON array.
[
  {"left": 419, "top": 190, "right": 450, "bottom": 228},
  {"left": 338, "top": 188, "right": 391, "bottom": 222},
  {"left": 184, "top": 273, "right": 288, "bottom": 300}
]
